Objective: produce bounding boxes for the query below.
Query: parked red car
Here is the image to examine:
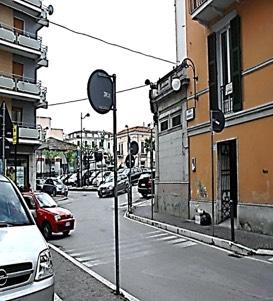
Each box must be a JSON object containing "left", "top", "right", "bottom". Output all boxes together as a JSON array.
[{"left": 22, "top": 191, "right": 75, "bottom": 240}]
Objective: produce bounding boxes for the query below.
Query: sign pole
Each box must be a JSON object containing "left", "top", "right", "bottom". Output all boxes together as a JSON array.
[
  {"left": 112, "top": 74, "right": 120, "bottom": 295},
  {"left": 2, "top": 102, "right": 6, "bottom": 175},
  {"left": 210, "top": 111, "right": 215, "bottom": 236}
]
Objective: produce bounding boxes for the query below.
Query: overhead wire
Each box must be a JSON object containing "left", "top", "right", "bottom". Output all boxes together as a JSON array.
[{"left": 47, "top": 83, "right": 149, "bottom": 107}]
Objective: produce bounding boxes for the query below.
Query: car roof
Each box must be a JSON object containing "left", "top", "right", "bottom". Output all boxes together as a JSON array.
[{"left": 0, "top": 174, "right": 9, "bottom": 182}]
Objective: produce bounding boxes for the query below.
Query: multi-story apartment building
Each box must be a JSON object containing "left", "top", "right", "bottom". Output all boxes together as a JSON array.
[
  {"left": 0, "top": 0, "right": 51, "bottom": 190},
  {"left": 117, "top": 126, "right": 154, "bottom": 169},
  {"left": 65, "top": 129, "right": 113, "bottom": 156},
  {"left": 185, "top": 0, "right": 273, "bottom": 235}
]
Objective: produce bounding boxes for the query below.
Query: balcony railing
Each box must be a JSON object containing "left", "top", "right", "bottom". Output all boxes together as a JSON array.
[
  {"left": 0, "top": 23, "right": 47, "bottom": 60},
  {"left": 188, "top": 0, "right": 236, "bottom": 24},
  {"left": 0, "top": 72, "right": 47, "bottom": 105},
  {"left": 189, "top": 0, "right": 208, "bottom": 14}
]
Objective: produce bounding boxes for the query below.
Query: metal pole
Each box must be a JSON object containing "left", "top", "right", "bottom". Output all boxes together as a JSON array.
[
  {"left": 210, "top": 111, "right": 215, "bottom": 236},
  {"left": 80, "top": 113, "right": 83, "bottom": 187},
  {"left": 127, "top": 128, "right": 132, "bottom": 213},
  {"left": 230, "top": 200, "right": 235, "bottom": 242},
  {"left": 112, "top": 74, "right": 120, "bottom": 295},
  {"left": 150, "top": 127, "right": 154, "bottom": 220},
  {"left": 2, "top": 102, "right": 6, "bottom": 175}
]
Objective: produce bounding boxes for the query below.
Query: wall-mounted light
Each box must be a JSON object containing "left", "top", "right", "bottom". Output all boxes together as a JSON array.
[
  {"left": 181, "top": 57, "right": 198, "bottom": 105},
  {"left": 171, "top": 77, "right": 181, "bottom": 91}
]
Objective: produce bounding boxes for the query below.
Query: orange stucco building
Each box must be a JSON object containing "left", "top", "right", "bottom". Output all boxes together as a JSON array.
[{"left": 185, "top": 0, "right": 273, "bottom": 235}]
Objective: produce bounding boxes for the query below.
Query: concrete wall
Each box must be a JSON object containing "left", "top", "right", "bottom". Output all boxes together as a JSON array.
[{"left": 238, "top": 203, "right": 273, "bottom": 236}]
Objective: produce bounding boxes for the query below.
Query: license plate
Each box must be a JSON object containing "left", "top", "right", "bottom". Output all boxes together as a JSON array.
[{"left": 65, "top": 222, "right": 70, "bottom": 226}]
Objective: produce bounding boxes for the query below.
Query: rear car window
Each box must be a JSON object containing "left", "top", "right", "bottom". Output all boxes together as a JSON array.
[{"left": 0, "top": 180, "right": 32, "bottom": 226}]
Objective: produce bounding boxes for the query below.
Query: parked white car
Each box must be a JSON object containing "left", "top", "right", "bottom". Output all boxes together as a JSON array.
[{"left": 0, "top": 175, "right": 54, "bottom": 300}]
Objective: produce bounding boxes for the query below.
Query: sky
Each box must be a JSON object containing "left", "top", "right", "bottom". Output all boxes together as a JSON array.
[{"left": 38, "top": 0, "right": 177, "bottom": 134}]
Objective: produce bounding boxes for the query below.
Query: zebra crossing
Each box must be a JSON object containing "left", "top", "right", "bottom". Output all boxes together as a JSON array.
[{"left": 63, "top": 230, "right": 197, "bottom": 268}]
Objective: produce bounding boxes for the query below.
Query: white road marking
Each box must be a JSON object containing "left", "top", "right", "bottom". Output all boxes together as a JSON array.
[
  {"left": 156, "top": 235, "right": 178, "bottom": 241},
  {"left": 54, "top": 294, "right": 62, "bottom": 301},
  {"left": 268, "top": 257, "right": 273, "bottom": 262},
  {"left": 167, "top": 238, "right": 187, "bottom": 244},
  {"left": 145, "top": 232, "right": 170, "bottom": 238},
  {"left": 175, "top": 241, "right": 197, "bottom": 248}
]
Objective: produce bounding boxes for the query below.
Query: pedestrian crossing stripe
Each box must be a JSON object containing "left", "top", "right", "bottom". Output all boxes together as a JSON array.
[{"left": 269, "top": 257, "right": 273, "bottom": 262}]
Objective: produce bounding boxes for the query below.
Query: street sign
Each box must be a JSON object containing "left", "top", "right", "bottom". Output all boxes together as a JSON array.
[
  {"left": 125, "top": 154, "right": 135, "bottom": 168},
  {"left": 130, "top": 141, "right": 139, "bottom": 155},
  {"left": 12, "top": 125, "right": 18, "bottom": 145},
  {"left": 87, "top": 69, "right": 113, "bottom": 114},
  {"left": 211, "top": 110, "right": 225, "bottom": 133},
  {"left": 94, "top": 151, "right": 103, "bottom": 162}
]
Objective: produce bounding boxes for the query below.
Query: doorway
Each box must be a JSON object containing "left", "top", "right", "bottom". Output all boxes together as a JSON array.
[{"left": 218, "top": 140, "right": 238, "bottom": 221}]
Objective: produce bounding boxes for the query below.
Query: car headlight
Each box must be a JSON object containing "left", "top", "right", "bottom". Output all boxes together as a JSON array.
[
  {"left": 54, "top": 214, "right": 61, "bottom": 221},
  {"left": 108, "top": 185, "right": 114, "bottom": 190},
  {"left": 35, "top": 249, "right": 54, "bottom": 281}
]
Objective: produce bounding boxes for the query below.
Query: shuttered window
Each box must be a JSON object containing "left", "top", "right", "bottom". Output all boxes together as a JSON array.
[{"left": 208, "top": 15, "right": 242, "bottom": 113}]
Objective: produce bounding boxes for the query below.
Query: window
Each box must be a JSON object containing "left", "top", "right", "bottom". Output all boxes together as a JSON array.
[
  {"left": 172, "top": 115, "right": 181, "bottom": 127},
  {"left": 160, "top": 120, "right": 168, "bottom": 132},
  {"left": 208, "top": 15, "right": 242, "bottom": 114},
  {"left": 119, "top": 143, "right": 124, "bottom": 155},
  {"left": 12, "top": 107, "right": 22, "bottom": 124},
  {"left": 108, "top": 142, "right": 110, "bottom": 149},
  {"left": 141, "top": 142, "right": 145, "bottom": 154},
  {"left": 92, "top": 141, "right": 95, "bottom": 148}
]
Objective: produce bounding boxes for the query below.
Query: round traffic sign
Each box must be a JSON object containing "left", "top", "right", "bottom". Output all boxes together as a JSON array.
[
  {"left": 130, "top": 141, "right": 139, "bottom": 155},
  {"left": 87, "top": 69, "right": 113, "bottom": 114}
]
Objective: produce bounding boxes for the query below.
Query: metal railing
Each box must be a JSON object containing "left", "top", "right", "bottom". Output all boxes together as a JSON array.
[
  {"left": 189, "top": 0, "right": 208, "bottom": 14},
  {"left": 220, "top": 85, "right": 233, "bottom": 114},
  {"left": 0, "top": 72, "right": 46, "bottom": 97},
  {"left": 0, "top": 22, "right": 47, "bottom": 56}
]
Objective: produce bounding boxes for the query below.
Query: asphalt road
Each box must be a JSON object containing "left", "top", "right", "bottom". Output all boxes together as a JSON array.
[{"left": 50, "top": 190, "right": 273, "bottom": 301}]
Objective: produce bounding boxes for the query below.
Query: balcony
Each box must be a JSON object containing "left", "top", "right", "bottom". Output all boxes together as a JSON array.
[
  {"left": 0, "top": 23, "right": 48, "bottom": 66},
  {"left": 0, "top": 0, "right": 49, "bottom": 26},
  {"left": 189, "top": 0, "right": 236, "bottom": 24},
  {"left": 0, "top": 73, "right": 47, "bottom": 108}
]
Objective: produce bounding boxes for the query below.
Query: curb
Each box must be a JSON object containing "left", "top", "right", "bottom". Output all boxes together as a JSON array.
[
  {"left": 125, "top": 212, "right": 258, "bottom": 256},
  {"left": 49, "top": 244, "right": 141, "bottom": 301}
]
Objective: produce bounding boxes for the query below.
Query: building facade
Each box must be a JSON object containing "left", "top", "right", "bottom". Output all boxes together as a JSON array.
[
  {"left": 149, "top": 65, "right": 190, "bottom": 218},
  {"left": 117, "top": 126, "right": 154, "bottom": 170},
  {"left": 186, "top": 0, "right": 273, "bottom": 234},
  {"left": 0, "top": 0, "right": 50, "bottom": 190}
]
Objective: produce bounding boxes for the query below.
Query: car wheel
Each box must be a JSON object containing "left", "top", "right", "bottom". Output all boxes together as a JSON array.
[
  {"left": 63, "top": 230, "right": 70, "bottom": 237},
  {"left": 98, "top": 192, "right": 102, "bottom": 198},
  {"left": 64, "top": 191, "right": 68, "bottom": 197},
  {"left": 42, "top": 222, "right": 52, "bottom": 240},
  {"left": 52, "top": 189, "right": 56, "bottom": 197}
]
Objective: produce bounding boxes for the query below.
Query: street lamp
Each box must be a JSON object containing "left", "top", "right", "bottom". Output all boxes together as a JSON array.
[
  {"left": 148, "top": 123, "right": 154, "bottom": 220},
  {"left": 125, "top": 125, "right": 132, "bottom": 213},
  {"left": 80, "top": 112, "right": 90, "bottom": 186},
  {"left": 181, "top": 57, "right": 198, "bottom": 105}
]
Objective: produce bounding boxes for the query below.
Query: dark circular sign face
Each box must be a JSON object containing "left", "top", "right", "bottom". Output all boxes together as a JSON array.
[
  {"left": 125, "top": 155, "right": 135, "bottom": 168},
  {"left": 211, "top": 110, "right": 225, "bottom": 133},
  {"left": 130, "top": 141, "right": 139, "bottom": 155},
  {"left": 87, "top": 69, "right": 113, "bottom": 114}
]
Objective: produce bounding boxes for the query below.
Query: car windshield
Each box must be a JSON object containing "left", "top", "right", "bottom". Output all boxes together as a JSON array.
[
  {"left": 35, "top": 193, "right": 57, "bottom": 208},
  {"left": 0, "top": 180, "right": 31, "bottom": 226}
]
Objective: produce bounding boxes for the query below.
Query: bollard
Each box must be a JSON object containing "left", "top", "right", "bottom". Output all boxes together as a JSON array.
[{"left": 230, "top": 199, "right": 235, "bottom": 242}]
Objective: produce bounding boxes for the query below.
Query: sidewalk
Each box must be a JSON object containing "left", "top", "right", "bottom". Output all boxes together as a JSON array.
[
  {"left": 129, "top": 202, "right": 273, "bottom": 256},
  {"left": 50, "top": 245, "right": 129, "bottom": 301}
]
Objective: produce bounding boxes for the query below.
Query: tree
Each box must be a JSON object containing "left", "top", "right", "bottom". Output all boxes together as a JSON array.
[
  {"left": 144, "top": 136, "right": 155, "bottom": 153},
  {"left": 42, "top": 150, "right": 61, "bottom": 177},
  {"left": 64, "top": 150, "right": 77, "bottom": 173}
]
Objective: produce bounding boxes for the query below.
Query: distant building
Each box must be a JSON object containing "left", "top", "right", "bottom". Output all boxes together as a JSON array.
[
  {"left": 117, "top": 126, "right": 154, "bottom": 169},
  {"left": 37, "top": 116, "right": 64, "bottom": 141}
]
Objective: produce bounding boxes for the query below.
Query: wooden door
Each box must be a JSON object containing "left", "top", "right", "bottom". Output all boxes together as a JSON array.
[
  {"left": 14, "top": 17, "right": 24, "bottom": 34},
  {"left": 13, "top": 62, "right": 24, "bottom": 80}
]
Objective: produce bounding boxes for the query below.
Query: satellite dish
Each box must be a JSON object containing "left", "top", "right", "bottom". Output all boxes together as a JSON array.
[
  {"left": 87, "top": 69, "right": 113, "bottom": 114},
  {"left": 47, "top": 5, "right": 54, "bottom": 15},
  {"left": 171, "top": 78, "right": 181, "bottom": 91}
]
